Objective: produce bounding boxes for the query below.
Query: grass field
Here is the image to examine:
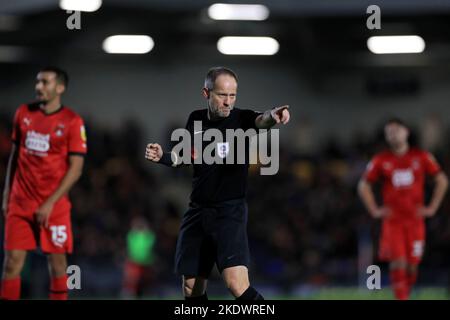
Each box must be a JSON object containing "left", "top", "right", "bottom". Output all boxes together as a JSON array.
[
  {"left": 280, "top": 287, "right": 449, "bottom": 300},
  {"left": 143, "top": 287, "right": 449, "bottom": 300}
]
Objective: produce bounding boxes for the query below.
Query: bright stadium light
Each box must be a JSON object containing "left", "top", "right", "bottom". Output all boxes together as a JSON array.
[
  {"left": 102, "top": 35, "right": 154, "bottom": 54},
  {"left": 367, "top": 35, "right": 425, "bottom": 54},
  {"left": 208, "top": 3, "right": 269, "bottom": 21},
  {"left": 217, "top": 36, "right": 279, "bottom": 55},
  {"left": 59, "top": 0, "right": 102, "bottom": 12}
]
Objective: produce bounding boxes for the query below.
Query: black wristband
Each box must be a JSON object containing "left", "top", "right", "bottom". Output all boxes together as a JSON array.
[{"left": 159, "top": 152, "right": 174, "bottom": 167}]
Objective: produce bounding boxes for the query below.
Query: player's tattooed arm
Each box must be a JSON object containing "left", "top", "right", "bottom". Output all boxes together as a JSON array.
[
  {"left": 255, "top": 105, "right": 290, "bottom": 129},
  {"left": 35, "top": 155, "right": 84, "bottom": 227},
  {"left": 2, "top": 144, "right": 18, "bottom": 217},
  {"left": 418, "top": 171, "right": 449, "bottom": 218}
]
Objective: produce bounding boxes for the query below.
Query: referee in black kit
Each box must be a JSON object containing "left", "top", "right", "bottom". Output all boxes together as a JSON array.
[{"left": 145, "top": 67, "right": 290, "bottom": 300}]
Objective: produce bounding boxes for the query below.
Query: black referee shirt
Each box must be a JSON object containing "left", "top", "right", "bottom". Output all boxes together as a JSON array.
[{"left": 183, "top": 108, "right": 261, "bottom": 204}]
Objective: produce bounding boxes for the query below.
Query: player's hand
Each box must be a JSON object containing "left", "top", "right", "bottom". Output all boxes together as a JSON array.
[
  {"left": 145, "top": 143, "right": 163, "bottom": 162},
  {"left": 417, "top": 206, "right": 436, "bottom": 218},
  {"left": 270, "top": 105, "right": 290, "bottom": 125},
  {"left": 371, "top": 206, "right": 391, "bottom": 219},
  {"left": 36, "top": 200, "right": 54, "bottom": 228}
]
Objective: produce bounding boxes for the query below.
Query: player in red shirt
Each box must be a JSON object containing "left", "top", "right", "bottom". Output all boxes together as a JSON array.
[
  {"left": 1, "top": 67, "right": 87, "bottom": 300},
  {"left": 358, "top": 118, "right": 448, "bottom": 300}
]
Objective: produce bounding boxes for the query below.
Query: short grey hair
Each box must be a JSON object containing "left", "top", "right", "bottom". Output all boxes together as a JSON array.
[{"left": 204, "top": 67, "right": 238, "bottom": 91}]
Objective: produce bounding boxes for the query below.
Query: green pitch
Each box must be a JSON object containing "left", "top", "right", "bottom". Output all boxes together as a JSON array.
[
  {"left": 148, "top": 287, "right": 449, "bottom": 300},
  {"left": 279, "top": 287, "right": 449, "bottom": 300}
]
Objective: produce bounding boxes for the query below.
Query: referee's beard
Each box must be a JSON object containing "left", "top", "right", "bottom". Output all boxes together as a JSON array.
[{"left": 208, "top": 103, "right": 232, "bottom": 119}]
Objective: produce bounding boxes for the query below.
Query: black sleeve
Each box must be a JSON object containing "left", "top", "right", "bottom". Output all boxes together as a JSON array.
[
  {"left": 240, "top": 109, "right": 262, "bottom": 131},
  {"left": 159, "top": 152, "right": 174, "bottom": 167},
  {"left": 158, "top": 112, "right": 193, "bottom": 167},
  {"left": 185, "top": 112, "right": 193, "bottom": 131}
]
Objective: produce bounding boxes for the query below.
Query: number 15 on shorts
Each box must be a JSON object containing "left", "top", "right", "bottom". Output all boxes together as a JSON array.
[{"left": 50, "top": 225, "right": 68, "bottom": 247}]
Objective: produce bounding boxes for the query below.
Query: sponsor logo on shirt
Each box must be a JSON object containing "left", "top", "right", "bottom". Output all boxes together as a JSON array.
[
  {"left": 25, "top": 130, "right": 50, "bottom": 152},
  {"left": 392, "top": 169, "right": 414, "bottom": 187}
]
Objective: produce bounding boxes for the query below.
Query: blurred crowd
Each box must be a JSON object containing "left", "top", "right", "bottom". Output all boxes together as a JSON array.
[{"left": 0, "top": 109, "right": 449, "bottom": 298}]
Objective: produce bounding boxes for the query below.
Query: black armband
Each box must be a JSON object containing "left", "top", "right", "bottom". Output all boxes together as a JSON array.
[{"left": 159, "top": 152, "right": 175, "bottom": 167}]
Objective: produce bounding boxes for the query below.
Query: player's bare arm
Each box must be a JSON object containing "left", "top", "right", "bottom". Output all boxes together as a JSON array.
[
  {"left": 35, "top": 155, "right": 84, "bottom": 227},
  {"left": 255, "top": 105, "right": 290, "bottom": 129},
  {"left": 358, "top": 178, "right": 390, "bottom": 219},
  {"left": 2, "top": 144, "right": 18, "bottom": 217},
  {"left": 418, "top": 171, "right": 449, "bottom": 218}
]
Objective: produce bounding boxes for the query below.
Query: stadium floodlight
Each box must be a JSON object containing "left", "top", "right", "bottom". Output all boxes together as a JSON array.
[
  {"left": 208, "top": 3, "right": 269, "bottom": 21},
  {"left": 59, "top": 0, "right": 102, "bottom": 12},
  {"left": 217, "top": 36, "right": 279, "bottom": 55},
  {"left": 102, "top": 35, "right": 154, "bottom": 54},
  {"left": 367, "top": 35, "right": 425, "bottom": 54}
]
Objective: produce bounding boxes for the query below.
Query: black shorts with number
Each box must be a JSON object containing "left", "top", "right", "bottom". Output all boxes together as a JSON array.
[{"left": 174, "top": 198, "right": 250, "bottom": 277}]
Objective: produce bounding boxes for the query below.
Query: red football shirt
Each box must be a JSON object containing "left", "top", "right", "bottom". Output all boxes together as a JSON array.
[
  {"left": 364, "top": 147, "right": 441, "bottom": 221},
  {"left": 9, "top": 103, "right": 87, "bottom": 216}
]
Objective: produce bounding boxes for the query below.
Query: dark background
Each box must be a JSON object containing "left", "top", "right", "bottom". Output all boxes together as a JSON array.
[{"left": 0, "top": 0, "right": 449, "bottom": 299}]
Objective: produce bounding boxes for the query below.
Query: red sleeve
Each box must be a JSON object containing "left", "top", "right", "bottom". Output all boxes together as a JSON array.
[
  {"left": 364, "top": 156, "right": 382, "bottom": 183},
  {"left": 11, "top": 106, "right": 23, "bottom": 143},
  {"left": 68, "top": 116, "right": 87, "bottom": 155},
  {"left": 422, "top": 151, "right": 441, "bottom": 176}
]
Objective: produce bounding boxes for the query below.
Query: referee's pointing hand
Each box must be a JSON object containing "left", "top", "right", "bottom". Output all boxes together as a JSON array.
[
  {"left": 145, "top": 143, "right": 163, "bottom": 162},
  {"left": 271, "top": 105, "right": 290, "bottom": 125}
]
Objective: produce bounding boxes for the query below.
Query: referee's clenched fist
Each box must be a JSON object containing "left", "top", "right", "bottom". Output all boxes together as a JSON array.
[{"left": 145, "top": 143, "right": 163, "bottom": 162}]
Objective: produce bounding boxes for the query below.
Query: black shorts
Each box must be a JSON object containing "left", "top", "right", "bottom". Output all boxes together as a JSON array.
[{"left": 174, "top": 198, "right": 250, "bottom": 277}]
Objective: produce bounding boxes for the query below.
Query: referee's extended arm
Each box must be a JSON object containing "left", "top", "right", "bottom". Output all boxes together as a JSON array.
[{"left": 255, "top": 105, "right": 290, "bottom": 129}]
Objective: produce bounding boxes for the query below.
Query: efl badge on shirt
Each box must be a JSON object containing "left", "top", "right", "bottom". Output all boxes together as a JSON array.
[
  {"left": 217, "top": 142, "right": 230, "bottom": 159},
  {"left": 80, "top": 125, "right": 87, "bottom": 142}
]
